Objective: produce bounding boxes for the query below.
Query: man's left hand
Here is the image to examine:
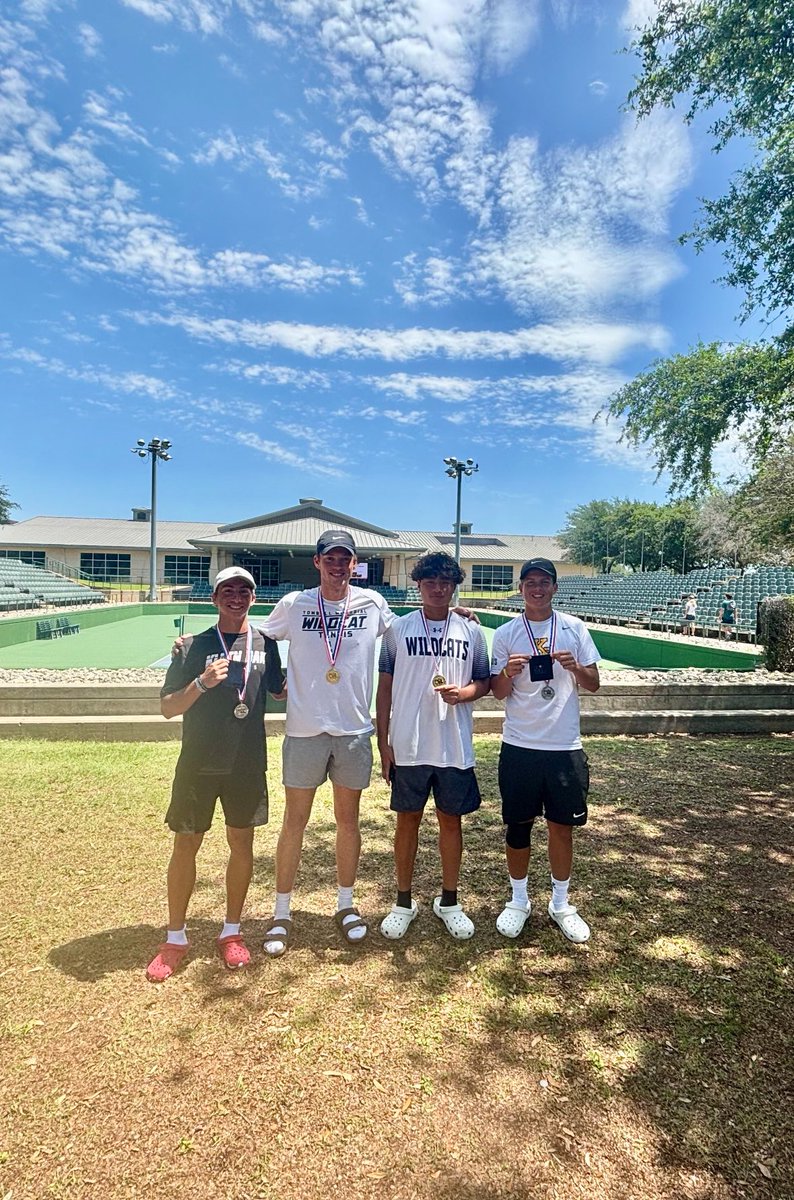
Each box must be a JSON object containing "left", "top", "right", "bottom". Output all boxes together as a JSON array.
[{"left": 552, "top": 650, "right": 579, "bottom": 673}]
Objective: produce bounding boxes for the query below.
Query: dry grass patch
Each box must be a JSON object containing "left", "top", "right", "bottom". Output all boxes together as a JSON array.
[{"left": 0, "top": 736, "right": 792, "bottom": 1199}]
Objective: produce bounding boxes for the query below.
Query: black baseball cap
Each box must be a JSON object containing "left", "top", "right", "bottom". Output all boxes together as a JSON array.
[
  {"left": 520, "top": 557, "right": 557, "bottom": 582},
  {"left": 316, "top": 529, "right": 356, "bottom": 556}
]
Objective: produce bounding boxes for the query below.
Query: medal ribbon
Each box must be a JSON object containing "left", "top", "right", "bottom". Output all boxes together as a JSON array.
[
  {"left": 522, "top": 611, "right": 557, "bottom": 659},
  {"left": 317, "top": 587, "right": 352, "bottom": 672},
  {"left": 215, "top": 624, "right": 252, "bottom": 706},
  {"left": 418, "top": 609, "right": 452, "bottom": 680}
]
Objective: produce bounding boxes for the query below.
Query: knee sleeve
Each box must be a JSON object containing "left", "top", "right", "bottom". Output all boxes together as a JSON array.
[{"left": 505, "top": 821, "right": 533, "bottom": 849}]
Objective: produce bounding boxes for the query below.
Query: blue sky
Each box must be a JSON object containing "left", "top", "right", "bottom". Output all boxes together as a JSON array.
[{"left": 1, "top": 0, "right": 759, "bottom": 536}]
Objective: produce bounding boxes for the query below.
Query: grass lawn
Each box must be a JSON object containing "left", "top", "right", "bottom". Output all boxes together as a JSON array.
[{"left": 0, "top": 735, "right": 791, "bottom": 1200}]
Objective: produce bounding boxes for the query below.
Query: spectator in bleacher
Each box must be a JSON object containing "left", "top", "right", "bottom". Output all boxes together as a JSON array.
[
  {"left": 490, "top": 558, "right": 601, "bottom": 945},
  {"left": 146, "top": 567, "right": 286, "bottom": 983},
  {"left": 376, "top": 553, "right": 491, "bottom": 941},
  {"left": 682, "top": 594, "right": 697, "bottom": 636},
  {"left": 717, "top": 593, "right": 739, "bottom": 640}
]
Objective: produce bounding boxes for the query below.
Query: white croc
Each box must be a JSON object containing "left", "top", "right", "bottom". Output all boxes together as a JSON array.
[
  {"left": 379, "top": 902, "right": 419, "bottom": 940},
  {"left": 548, "top": 901, "right": 590, "bottom": 944},
  {"left": 432, "top": 897, "right": 475, "bottom": 940},
  {"left": 496, "top": 900, "right": 531, "bottom": 938}
]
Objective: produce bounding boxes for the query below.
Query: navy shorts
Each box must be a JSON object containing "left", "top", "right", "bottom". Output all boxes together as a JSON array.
[
  {"left": 498, "top": 742, "right": 589, "bottom": 827},
  {"left": 390, "top": 764, "right": 481, "bottom": 816},
  {"left": 166, "top": 762, "right": 268, "bottom": 834}
]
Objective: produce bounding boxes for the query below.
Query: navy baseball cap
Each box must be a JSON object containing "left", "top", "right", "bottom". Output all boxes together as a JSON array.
[
  {"left": 316, "top": 529, "right": 356, "bottom": 555},
  {"left": 520, "top": 557, "right": 557, "bottom": 582}
]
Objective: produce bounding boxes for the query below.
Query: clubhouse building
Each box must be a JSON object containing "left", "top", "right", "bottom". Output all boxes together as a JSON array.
[{"left": 0, "top": 497, "right": 580, "bottom": 593}]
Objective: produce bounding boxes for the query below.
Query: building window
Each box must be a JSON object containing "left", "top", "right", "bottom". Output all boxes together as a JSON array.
[
  {"left": 80, "top": 553, "right": 131, "bottom": 581},
  {"left": 472, "top": 564, "right": 513, "bottom": 591},
  {"left": 245, "top": 559, "right": 280, "bottom": 587},
  {"left": 163, "top": 555, "right": 211, "bottom": 585},
  {"left": 0, "top": 549, "right": 45, "bottom": 567}
]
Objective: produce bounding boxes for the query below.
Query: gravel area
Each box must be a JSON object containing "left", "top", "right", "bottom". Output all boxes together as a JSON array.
[{"left": 0, "top": 666, "right": 788, "bottom": 687}]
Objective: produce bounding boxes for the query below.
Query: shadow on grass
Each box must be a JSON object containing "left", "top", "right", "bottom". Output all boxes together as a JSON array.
[{"left": 43, "top": 736, "right": 792, "bottom": 1195}]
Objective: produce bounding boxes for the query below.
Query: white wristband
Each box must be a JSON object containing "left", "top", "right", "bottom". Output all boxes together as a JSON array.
[{"left": 194, "top": 675, "right": 208, "bottom": 694}]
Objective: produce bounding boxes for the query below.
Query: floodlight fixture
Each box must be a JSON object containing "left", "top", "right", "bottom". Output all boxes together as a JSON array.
[
  {"left": 129, "top": 436, "right": 174, "bottom": 602},
  {"left": 442, "top": 455, "right": 480, "bottom": 602}
]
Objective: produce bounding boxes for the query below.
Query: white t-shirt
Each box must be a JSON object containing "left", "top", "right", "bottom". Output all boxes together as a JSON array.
[
  {"left": 258, "top": 586, "right": 392, "bottom": 737},
  {"left": 379, "top": 611, "right": 491, "bottom": 769},
  {"left": 490, "top": 611, "right": 600, "bottom": 751}
]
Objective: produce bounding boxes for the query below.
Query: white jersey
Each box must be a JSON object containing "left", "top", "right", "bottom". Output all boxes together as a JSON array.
[
  {"left": 379, "top": 611, "right": 491, "bottom": 769},
  {"left": 490, "top": 611, "right": 600, "bottom": 751},
  {"left": 258, "top": 586, "right": 392, "bottom": 737}
]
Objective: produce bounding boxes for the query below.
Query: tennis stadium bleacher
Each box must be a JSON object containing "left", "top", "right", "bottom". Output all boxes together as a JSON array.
[
  {"left": 495, "top": 566, "right": 794, "bottom": 639},
  {"left": 0, "top": 560, "right": 105, "bottom": 612}
]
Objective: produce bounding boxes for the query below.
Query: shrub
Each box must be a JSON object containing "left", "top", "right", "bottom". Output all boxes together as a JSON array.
[{"left": 758, "top": 596, "right": 794, "bottom": 672}]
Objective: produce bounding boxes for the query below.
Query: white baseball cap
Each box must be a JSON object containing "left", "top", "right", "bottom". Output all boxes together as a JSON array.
[{"left": 213, "top": 566, "right": 256, "bottom": 590}]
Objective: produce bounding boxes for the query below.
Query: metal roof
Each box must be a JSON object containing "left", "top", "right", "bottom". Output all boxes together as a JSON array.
[
  {"left": 0, "top": 516, "right": 222, "bottom": 552},
  {"left": 395, "top": 532, "right": 567, "bottom": 562},
  {"left": 190, "top": 517, "right": 424, "bottom": 554},
  {"left": 0, "top": 513, "right": 566, "bottom": 562}
]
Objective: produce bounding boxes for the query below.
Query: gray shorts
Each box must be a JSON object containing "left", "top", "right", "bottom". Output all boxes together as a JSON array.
[{"left": 282, "top": 732, "right": 373, "bottom": 791}]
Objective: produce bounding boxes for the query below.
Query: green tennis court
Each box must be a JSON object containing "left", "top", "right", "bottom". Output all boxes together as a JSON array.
[{"left": 0, "top": 604, "right": 759, "bottom": 670}]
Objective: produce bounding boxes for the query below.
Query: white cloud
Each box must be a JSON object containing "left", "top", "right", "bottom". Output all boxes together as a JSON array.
[
  {"left": 0, "top": 339, "right": 178, "bottom": 400},
  {"left": 619, "top": 0, "right": 660, "bottom": 33},
  {"left": 233, "top": 431, "right": 345, "bottom": 476},
  {"left": 466, "top": 111, "right": 692, "bottom": 316},
  {"left": 394, "top": 252, "right": 461, "bottom": 307},
  {"left": 482, "top": 0, "right": 541, "bottom": 72},
  {"left": 0, "top": 61, "right": 359, "bottom": 293},
  {"left": 350, "top": 195, "right": 371, "bottom": 226},
  {"left": 193, "top": 125, "right": 346, "bottom": 200},
  {"left": 120, "top": 1, "right": 228, "bottom": 36},
  {"left": 77, "top": 24, "right": 102, "bottom": 58},
  {"left": 589, "top": 79, "right": 608, "bottom": 97},
  {"left": 131, "top": 310, "right": 669, "bottom": 365}
]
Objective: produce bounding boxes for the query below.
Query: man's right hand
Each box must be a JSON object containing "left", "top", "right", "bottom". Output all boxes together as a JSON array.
[
  {"left": 171, "top": 635, "right": 186, "bottom": 658},
  {"left": 200, "top": 658, "right": 229, "bottom": 689}
]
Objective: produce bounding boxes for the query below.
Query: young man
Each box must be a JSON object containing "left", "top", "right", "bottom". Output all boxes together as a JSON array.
[
  {"left": 490, "top": 558, "right": 600, "bottom": 945},
  {"left": 376, "top": 553, "right": 491, "bottom": 941},
  {"left": 682, "top": 594, "right": 697, "bottom": 636},
  {"left": 255, "top": 531, "right": 394, "bottom": 954},
  {"left": 146, "top": 566, "right": 286, "bottom": 982},
  {"left": 717, "top": 593, "right": 739, "bottom": 639}
]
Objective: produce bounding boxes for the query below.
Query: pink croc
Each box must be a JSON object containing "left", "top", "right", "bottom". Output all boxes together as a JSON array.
[
  {"left": 146, "top": 942, "right": 188, "bottom": 983},
  {"left": 217, "top": 934, "right": 251, "bottom": 970}
]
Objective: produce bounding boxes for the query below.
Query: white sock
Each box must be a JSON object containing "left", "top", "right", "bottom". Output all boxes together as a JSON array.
[
  {"left": 551, "top": 876, "right": 570, "bottom": 911},
  {"left": 220, "top": 921, "right": 240, "bottom": 940},
  {"left": 166, "top": 925, "right": 188, "bottom": 946},
  {"left": 263, "top": 892, "right": 292, "bottom": 951},
  {"left": 510, "top": 875, "right": 529, "bottom": 908},
  {"left": 337, "top": 885, "right": 367, "bottom": 941}
]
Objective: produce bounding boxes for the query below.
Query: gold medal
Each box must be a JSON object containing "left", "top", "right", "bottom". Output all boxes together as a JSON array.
[
  {"left": 326, "top": 667, "right": 341, "bottom": 684},
  {"left": 432, "top": 673, "right": 446, "bottom": 688}
]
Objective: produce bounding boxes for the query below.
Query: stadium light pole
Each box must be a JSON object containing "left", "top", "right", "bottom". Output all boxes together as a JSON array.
[
  {"left": 443, "top": 456, "right": 478, "bottom": 602},
  {"left": 639, "top": 529, "right": 647, "bottom": 573},
  {"left": 131, "top": 437, "right": 172, "bottom": 602}
]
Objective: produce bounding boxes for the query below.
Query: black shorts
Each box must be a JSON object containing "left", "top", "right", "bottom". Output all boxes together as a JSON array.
[
  {"left": 165, "top": 762, "right": 268, "bottom": 834},
  {"left": 390, "top": 765, "right": 481, "bottom": 816},
  {"left": 498, "top": 742, "right": 589, "bottom": 827}
]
